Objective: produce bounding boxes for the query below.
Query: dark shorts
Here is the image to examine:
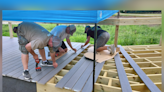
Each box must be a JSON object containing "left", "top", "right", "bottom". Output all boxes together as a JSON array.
[
  {"left": 97, "top": 32, "right": 110, "bottom": 48},
  {"left": 56, "top": 41, "right": 67, "bottom": 52}
]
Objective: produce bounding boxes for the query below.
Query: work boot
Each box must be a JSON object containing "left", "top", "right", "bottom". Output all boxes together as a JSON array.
[{"left": 22, "top": 70, "right": 32, "bottom": 80}]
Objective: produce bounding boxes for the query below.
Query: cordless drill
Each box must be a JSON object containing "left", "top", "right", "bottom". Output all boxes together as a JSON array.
[{"left": 35, "top": 59, "right": 41, "bottom": 71}]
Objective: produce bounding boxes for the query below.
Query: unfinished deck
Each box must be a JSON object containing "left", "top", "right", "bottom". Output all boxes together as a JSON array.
[{"left": 2, "top": 36, "right": 162, "bottom": 92}]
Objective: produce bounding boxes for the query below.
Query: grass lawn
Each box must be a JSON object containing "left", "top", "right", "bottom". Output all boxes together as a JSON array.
[{"left": 2, "top": 23, "right": 161, "bottom": 46}]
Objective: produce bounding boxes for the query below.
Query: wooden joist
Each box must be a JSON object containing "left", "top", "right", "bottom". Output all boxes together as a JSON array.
[
  {"left": 113, "top": 13, "right": 161, "bottom": 17},
  {"left": 99, "top": 17, "right": 161, "bottom": 25}
]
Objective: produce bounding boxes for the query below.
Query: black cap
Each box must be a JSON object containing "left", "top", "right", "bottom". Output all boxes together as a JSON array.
[{"left": 84, "top": 26, "right": 91, "bottom": 33}]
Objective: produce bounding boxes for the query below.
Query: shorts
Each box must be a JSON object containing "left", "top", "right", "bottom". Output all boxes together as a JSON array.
[
  {"left": 19, "top": 45, "right": 29, "bottom": 54},
  {"left": 56, "top": 41, "right": 67, "bottom": 52},
  {"left": 97, "top": 32, "right": 110, "bottom": 49},
  {"left": 18, "top": 35, "right": 29, "bottom": 54}
]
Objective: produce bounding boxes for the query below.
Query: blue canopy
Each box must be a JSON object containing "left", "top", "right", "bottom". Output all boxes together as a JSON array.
[{"left": 2, "top": 10, "right": 119, "bottom": 23}]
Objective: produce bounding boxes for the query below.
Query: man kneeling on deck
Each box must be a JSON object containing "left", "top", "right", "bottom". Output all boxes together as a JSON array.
[
  {"left": 81, "top": 26, "right": 115, "bottom": 55},
  {"left": 50, "top": 24, "right": 77, "bottom": 57},
  {"left": 13, "top": 22, "right": 62, "bottom": 80}
]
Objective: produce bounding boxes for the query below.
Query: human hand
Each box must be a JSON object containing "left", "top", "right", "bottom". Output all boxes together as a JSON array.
[
  {"left": 33, "top": 54, "right": 38, "bottom": 60},
  {"left": 81, "top": 45, "right": 84, "bottom": 48},
  {"left": 53, "top": 62, "right": 58, "bottom": 68},
  {"left": 72, "top": 48, "right": 77, "bottom": 53}
]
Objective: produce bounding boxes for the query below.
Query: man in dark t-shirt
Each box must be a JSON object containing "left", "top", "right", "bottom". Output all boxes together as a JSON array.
[{"left": 81, "top": 26, "right": 115, "bottom": 55}]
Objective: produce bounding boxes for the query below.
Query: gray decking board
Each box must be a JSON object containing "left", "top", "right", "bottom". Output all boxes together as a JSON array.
[
  {"left": 19, "top": 43, "right": 80, "bottom": 81},
  {"left": 3, "top": 50, "right": 39, "bottom": 66},
  {"left": 81, "top": 61, "right": 105, "bottom": 92},
  {"left": 37, "top": 44, "right": 90, "bottom": 84},
  {"left": 55, "top": 56, "right": 87, "bottom": 88},
  {"left": 4, "top": 41, "right": 76, "bottom": 80},
  {"left": 118, "top": 45, "right": 161, "bottom": 92},
  {"left": 2, "top": 43, "right": 18, "bottom": 48},
  {"left": 2, "top": 38, "right": 18, "bottom": 47},
  {"left": 2, "top": 36, "right": 88, "bottom": 85},
  {"left": 3, "top": 60, "right": 23, "bottom": 76},
  {"left": 16, "top": 60, "right": 38, "bottom": 80},
  {"left": 2, "top": 46, "right": 20, "bottom": 54},
  {"left": 29, "top": 43, "right": 82, "bottom": 82},
  {"left": 2, "top": 46, "right": 19, "bottom": 54},
  {"left": 56, "top": 56, "right": 92, "bottom": 89},
  {"left": 34, "top": 43, "right": 83, "bottom": 83},
  {"left": 6, "top": 57, "right": 35, "bottom": 77},
  {"left": 64, "top": 59, "right": 92, "bottom": 90},
  {"left": 3, "top": 58, "right": 22, "bottom": 73},
  {"left": 2, "top": 47, "right": 20, "bottom": 60},
  {"left": 6, "top": 56, "right": 36, "bottom": 78},
  {"left": 72, "top": 61, "right": 98, "bottom": 91},
  {"left": 2, "top": 54, "right": 35, "bottom": 72},
  {"left": 30, "top": 43, "right": 81, "bottom": 80},
  {"left": 2, "top": 44, "right": 19, "bottom": 52},
  {"left": 114, "top": 53, "right": 132, "bottom": 92},
  {"left": 2, "top": 55, "right": 21, "bottom": 66}
]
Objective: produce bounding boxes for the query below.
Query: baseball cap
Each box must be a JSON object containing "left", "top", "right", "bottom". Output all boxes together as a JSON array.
[
  {"left": 51, "top": 36, "right": 62, "bottom": 52},
  {"left": 84, "top": 26, "right": 91, "bottom": 33},
  {"left": 68, "top": 25, "right": 76, "bottom": 35}
]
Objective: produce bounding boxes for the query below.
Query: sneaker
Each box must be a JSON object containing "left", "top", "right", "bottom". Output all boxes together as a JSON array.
[
  {"left": 110, "top": 44, "right": 115, "bottom": 55},
  {"left": 40, "top": 60, "right": 53, "bottom": 66},
  {"left": 22, "top": 70, "right": 32, "bottom": 80},
  {"left": 108, "top": 44, "right": 115, "bottom": 55},
  {"left": 107, "top": 46, "right": 112, "bottom": 52}
]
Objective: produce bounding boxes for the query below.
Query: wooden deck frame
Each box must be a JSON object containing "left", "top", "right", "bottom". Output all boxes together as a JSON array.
[
  {"left": 118, "top": 45, "right": 161, "bottom": 92},
  {"left": 36, "top": 44, "right": 162, "bottom": 92}
]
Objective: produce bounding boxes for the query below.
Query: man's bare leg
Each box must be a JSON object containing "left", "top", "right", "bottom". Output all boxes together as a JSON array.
[
  {"left": 96, "top": 46, "right": 108, "bottom": 52},
  {"left": 39, "top": 48, "right": 46, "bottom": 61},
  {"left": 21, "top": 53, "right": 29, "bottom": 70}
]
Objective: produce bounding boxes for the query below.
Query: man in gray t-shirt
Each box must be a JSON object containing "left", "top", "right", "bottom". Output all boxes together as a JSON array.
[
  {"left": 50, "top": 25, "right": 77, "bottom": 54},
  {"left": 13, "top": 22, "right": 62, "bottom": 80}
]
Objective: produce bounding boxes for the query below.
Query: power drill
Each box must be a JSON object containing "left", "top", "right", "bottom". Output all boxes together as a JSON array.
[{"left": 35, "top": 59, "right": 41, "bottom": 71}]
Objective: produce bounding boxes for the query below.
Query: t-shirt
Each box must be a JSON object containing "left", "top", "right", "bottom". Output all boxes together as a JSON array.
[
  {"left": 17, "top": 22, "right": 53, "bottom": 52},
  {"left": 87, "top": 29, "right": 106, "bottom": 39},
  {"left": 50, "top": 25, "right": 70, "bottom": 41}
]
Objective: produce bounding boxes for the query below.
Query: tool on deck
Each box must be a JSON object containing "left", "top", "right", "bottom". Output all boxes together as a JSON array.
[{"left": 35, "top": 59, "right": 41, "bottom": 71}]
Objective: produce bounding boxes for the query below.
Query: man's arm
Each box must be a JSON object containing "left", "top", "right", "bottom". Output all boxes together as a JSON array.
[
  {"left": 66, "top": 38, "right": 77, "bottom": 52},
  {"left": 25, "top": 42, "right": 38, "bottom": 59},
  {"left": 50, "top": 52, "right": 58, "bottom": 68},
  {"left": 81, "top": 36, "right": 90, "bottom": 48},
  {"left": 58, "top": 47, "right": 65, "bottom": 53}
]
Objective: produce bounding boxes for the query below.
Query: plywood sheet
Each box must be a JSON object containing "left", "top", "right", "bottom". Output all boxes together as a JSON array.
[{"left": 84, "top": 46, "right": 120, "bottom": 63}]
